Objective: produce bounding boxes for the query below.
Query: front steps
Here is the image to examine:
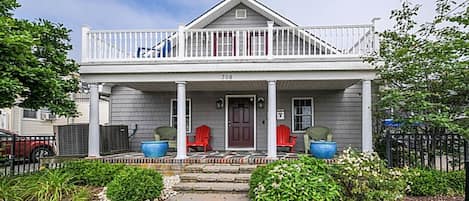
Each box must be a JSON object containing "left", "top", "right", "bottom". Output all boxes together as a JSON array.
[{"left": 173, "top": 164, "right": 257, "bottom": 193}]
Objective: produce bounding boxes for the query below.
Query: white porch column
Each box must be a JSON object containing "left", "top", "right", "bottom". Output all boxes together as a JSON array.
[
  {"left": 175, "top": 81, "right": 187, "bottom": 159},
  {"left": 267, "top": 80, "right": 277, "bottom": 158},
  {"left": 88, "top": 83, "right": 100, "bottom": 157},
  {"left": 362, "top": 80, "right": 373, "bottom": 152}
]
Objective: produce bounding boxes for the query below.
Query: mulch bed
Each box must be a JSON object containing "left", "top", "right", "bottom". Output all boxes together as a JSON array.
[{"left": 404, "top": 196, "right": 464, "bottom": 201}]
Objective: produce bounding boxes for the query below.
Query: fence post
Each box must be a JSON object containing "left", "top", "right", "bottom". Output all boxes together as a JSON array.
[
  {"left": 386, "top": 129, "right": 392, "bottom": 168},
  {"left": 178, "top": 25, "right": 185, "bottom": 60},
  {"left": 464, "top": 139, "right": 468, "bottom": 200},
  {"left": 81, "top": 26, "right": 90, "bottom": 62},
  {"left": 267, "top": 21, "right": 274, "bottom": 59},
  {"left": 9, "top": 134, "right": 16, "bottom": 175}
]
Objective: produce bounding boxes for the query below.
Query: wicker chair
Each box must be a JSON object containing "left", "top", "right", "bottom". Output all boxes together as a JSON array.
[
  {"left": 304, "top": 126, "right": 333, "bottom": 153},
  {"left": 154, "top": 126, "right": 177, "bottom": 149}
]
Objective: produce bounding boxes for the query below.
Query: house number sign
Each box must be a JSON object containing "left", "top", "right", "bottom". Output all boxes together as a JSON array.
[{"left": 221, "top": 74, "right": 233, "bottom": 80}]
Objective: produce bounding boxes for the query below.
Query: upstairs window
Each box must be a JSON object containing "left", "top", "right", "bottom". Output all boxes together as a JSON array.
[
  {"left": 214, "top": 32, "right": 236, "bottom": 57},
  {"left": 235, "top": 9, "right": 247, "bottom": 19}
]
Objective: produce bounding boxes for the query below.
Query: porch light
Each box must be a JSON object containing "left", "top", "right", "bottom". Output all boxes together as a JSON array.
[
  {"left": 257, "top": 97, "right": 265, "bottom": 109},
  {"left": 216, "top": 98, "right": 224, "bottom": 109}
]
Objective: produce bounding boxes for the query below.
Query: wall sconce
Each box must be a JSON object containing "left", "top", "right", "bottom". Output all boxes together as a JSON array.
[
  {"left": 216, "top": 98, "right": 224, "bottom": 109},
  {"left": 257, "top": 97, "right": 265, "bottom": 109}
]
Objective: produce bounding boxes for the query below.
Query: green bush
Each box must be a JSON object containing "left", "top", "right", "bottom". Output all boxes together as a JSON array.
[
  {"left": 21, "top": 170, "right": 78, "bottom": 201},
  {"left": 250, "top": 156, "right": 342, "bottom": 201},
  {"left": 60, "top": 160, "right": 125, "bottom": 186},
  {"left": 106, "top": 167, "right": 164, "bottom": 201},
  {"left": 447, "top": 170, "right": 465, "bottom": 195},
  {"left": 405, "top": 168, "right": 465, "bottom": 196},
  {"left": 249, "top": 160, "right": 290, "bottom": 199},
  {"left": 0, "top": 176, "right": 25, "bottom": 201},
  {"left": 332, "top": 148, "right": 407, "bottom": 201}
]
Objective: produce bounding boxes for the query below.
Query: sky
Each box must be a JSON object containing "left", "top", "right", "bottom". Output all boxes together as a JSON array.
[{"left": 13, "top": 0, "right": 450, "bottom": 60}]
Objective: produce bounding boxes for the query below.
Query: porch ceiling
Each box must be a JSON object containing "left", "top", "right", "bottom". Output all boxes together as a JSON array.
[{"left": 117, "top": 80, "right": 359, "bottom": 92}]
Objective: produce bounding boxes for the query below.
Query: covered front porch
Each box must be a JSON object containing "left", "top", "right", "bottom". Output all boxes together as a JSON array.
[{"left": 83, "top": 74, "right": 374, "bottom": 159}]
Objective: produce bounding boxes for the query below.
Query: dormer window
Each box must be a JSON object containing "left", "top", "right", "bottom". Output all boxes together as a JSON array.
[{"left": 235, "top": 9, "right": 247, "bottom": 19}]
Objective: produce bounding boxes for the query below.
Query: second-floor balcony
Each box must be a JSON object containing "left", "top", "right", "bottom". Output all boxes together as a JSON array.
[{"left": 81, "top": 24, "right": 378, "bottom": 63}]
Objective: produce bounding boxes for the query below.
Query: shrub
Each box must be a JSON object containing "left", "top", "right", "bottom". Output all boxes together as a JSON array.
[
  {"left": 446, "top": 170, "right": 465, "bottom": 195},
  {"left": 332, "top": 148, "right": 407, "bottom": 201},
  {"left": 106, "top": 167, "right": 164, "bottom": 201},
  {"left": 0, "top": 176, "right": 25, "bottom": 201},
  {"left": 60, "top": 160, "right": 125, "bottom": 186},
  {"left": 249, "top": 160, "right": 290, "bottom": 199},
  {"left": 405, "top": 168, "right": 465, "bottom": 196},
  {"left": 250, "top": 156, "right": 342, "bottom": 201},
  {"left": 21, "top": 170, "right": 78, "bottom": 201}
]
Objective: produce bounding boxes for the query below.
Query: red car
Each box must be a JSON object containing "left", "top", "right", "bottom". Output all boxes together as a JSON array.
[{"left": 0, "top": 129, "right": 55, "bottom": 162}]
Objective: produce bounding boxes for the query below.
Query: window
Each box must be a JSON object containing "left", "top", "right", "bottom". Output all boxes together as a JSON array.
[
  {"left": 248, "top": 32, "right": 268, "bottom": 56},
  {"left": 235, "top": 9, "right": 247, "bottom": 19},
  {"left": 292, "top": 98, "right": 314, "bottom": 132},
  {"left": 170, "top": 99, "right": 191, "bottom": 133},
  {"left": 214, "top": 32, "right": 236, "bottom": 57},
  {"left": 23, "top": 108, "right": 38, "bottom": 119}
]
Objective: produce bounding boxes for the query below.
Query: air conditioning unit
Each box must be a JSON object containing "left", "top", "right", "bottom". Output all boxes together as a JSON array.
[{"left": 41, "top": 113, "right": 57, "bottom": 121}]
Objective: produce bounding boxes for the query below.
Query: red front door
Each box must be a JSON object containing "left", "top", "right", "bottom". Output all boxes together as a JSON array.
[{"left": 228, "top": 98, "right": 254, "bottom": 148}]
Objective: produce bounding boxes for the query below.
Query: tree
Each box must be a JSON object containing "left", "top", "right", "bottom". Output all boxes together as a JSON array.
[
  {"left": 0, "top": 0, "right": 79, "bottom": 117},
  {"left": 367, "top": 0, "right": 469, "bottom": 137}
]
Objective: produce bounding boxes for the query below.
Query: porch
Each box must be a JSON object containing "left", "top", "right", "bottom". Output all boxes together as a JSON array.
[{"left": 82, "top": 78, "right": 374, "bottom": 159}]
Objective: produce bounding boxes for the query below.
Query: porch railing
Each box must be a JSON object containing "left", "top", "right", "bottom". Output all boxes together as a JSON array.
[{"left": 81, "top": 24, "right": 378, "bottom": 62}]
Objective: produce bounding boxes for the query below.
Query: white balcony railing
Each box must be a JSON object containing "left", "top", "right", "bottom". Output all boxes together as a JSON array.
[{"left": 81, "top": 24, "right": 377, "bottom": 62}]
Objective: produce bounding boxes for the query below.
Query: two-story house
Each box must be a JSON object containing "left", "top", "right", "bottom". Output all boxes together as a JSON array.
[{"left": 80, "top": 0, "right": 377, "bottom": 159}]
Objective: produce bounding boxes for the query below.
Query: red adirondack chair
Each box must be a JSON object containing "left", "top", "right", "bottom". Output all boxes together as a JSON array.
[
  {"left": 277, "top": 125, "right": 297, "bottom": 152},
  {"left": 187, "top": 125, "right": 212, "bottom": 152}
]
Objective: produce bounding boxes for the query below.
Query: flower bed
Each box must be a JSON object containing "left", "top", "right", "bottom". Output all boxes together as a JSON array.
[
  {"left": 249, "top": 148, "right": 466, "bottom": 201},
  {"left": 0, "top": 160, "right": 167, "bottom": 201}
]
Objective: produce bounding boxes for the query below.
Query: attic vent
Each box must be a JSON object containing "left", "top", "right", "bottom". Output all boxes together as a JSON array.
[{"left": 235, "top": 9, "right": 247, "bottom": 19}]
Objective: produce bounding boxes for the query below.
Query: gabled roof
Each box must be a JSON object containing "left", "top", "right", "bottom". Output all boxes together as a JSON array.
[
  {"left": 185, "top": 0, "right": 298, "bottom": 29},
  {"left": 184, "top": 0, "right": 340, "bottom": 54}
]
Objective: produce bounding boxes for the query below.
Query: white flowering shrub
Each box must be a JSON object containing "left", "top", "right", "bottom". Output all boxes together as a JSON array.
[
  {"left": 332, "top": 148, "right": 407, "bottom": 201},
  {"left": 250, "top": 156, "right": 341, "bottom": 201}
]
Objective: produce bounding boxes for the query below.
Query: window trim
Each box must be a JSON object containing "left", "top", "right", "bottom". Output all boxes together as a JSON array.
[
  {"left": 169, "top": 98, "right": 192, "bottom": 133},
  {"left": 291, "top": 97, "right": 314, "bottom": 133}
]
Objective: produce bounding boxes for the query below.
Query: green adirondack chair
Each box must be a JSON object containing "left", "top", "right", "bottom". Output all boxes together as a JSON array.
[
  {"left": 304, "top": 126, "right": 333, "bottom": 153},
  {"left": 154, "top": 126, "right": 177, "bottom": 149}
]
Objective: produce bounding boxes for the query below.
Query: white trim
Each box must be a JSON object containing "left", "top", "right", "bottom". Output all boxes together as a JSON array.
[
  {"left": 224, "top": 95, "right": 257, "bottom": 151},
  {"left": 170, "top": 98, "right": 192, "bottom": 133},
  {"left": 291, "top": 97, "right": 315, "bottom": 133}
]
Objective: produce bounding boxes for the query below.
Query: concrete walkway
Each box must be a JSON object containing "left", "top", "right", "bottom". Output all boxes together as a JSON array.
[{"left": 168, "top": 193, "right": 250, "bottom": 201}]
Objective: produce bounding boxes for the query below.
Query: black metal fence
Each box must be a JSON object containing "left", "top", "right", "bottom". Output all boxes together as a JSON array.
[
  {"left": 385, "top": 129, "right": 467, "bottom": 171},
  {"left": 1, "top": 135, "right": 56, "bottom": 176}
]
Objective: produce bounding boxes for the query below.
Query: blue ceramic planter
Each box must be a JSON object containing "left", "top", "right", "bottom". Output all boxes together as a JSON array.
[
  {"left": 310, "top": 141, "right": 337, "bottom": 159},
  {"left": 141, "top": 141, "right": 168, "bottom": 158}
]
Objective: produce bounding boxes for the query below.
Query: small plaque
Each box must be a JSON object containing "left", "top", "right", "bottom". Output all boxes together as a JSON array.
[{"left": 277, "top": 109, "right": 285, "bottom": 120}]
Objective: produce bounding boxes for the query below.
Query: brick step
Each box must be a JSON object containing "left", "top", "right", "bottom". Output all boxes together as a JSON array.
[
  {"left": 173, "top": 182, "right": 249, "bottom": 192},
  {"left": 184, "top": 164, "right": 258, "bottom": 174},
  {"left": 180, "top": 173, "right": 251, "bottom": 183}
]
